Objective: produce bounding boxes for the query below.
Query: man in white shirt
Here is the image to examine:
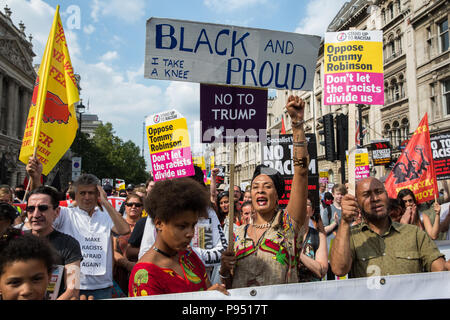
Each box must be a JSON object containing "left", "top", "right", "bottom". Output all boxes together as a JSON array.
[{"left": 26, "top": 157, "right": 130, "bottom": 300}]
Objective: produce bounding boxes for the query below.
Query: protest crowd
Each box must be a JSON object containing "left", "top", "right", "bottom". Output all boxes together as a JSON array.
[{"left": 1, "top": 95, "right": 449, "bottom": 300}]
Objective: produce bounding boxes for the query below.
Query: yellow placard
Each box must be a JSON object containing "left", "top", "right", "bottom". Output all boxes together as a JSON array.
[
  {"left": 324, "top": 41, "right": 383, "bottom": 74},
  {"left": 146, "top": 117, "right": 190, "bottom": 154},
  {"left": 355, "top": 152, "right": 369, "bottom": 166}
]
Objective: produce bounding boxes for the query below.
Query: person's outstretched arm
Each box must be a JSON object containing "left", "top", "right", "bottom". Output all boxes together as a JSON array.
[{"left": 285, "top": 95, "right": 308, "bottom": 232}]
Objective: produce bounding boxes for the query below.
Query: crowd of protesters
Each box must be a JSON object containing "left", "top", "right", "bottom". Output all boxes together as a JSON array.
[{"left": 1, "top": 95, "right": 449, "bottom": 300}]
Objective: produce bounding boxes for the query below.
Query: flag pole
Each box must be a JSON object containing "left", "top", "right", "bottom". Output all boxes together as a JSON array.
[
  {"left": 347, "top": 103, "right": 357, "bottom": 195},
  {"left": 23, "top": 6, "right": 60, "bottom": 199},
  {"left": 228, "top": 142, "right": 236, "bottom": 249}
]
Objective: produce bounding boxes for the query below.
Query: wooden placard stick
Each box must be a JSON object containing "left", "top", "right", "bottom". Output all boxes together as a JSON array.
[
  {"left": 347, "top": 103, "right": 357, "bottom": 195},
  {"left": 228, "top": 142, "right": 236, "bottom": 249}
]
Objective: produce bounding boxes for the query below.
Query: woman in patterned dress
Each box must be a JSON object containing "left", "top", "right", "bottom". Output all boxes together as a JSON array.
[{"left": 219, "top": 95, "right": 310, "bottom": 289}]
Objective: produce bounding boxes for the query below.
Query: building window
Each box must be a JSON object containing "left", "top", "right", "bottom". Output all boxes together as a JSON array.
[
  {"left": 384, "top": 124, "right": 392, "bottom": 145},
  {"left": 395, "top": 0, "right": 401, "bottom": 13},
  {"left": 443, "top": 79, "right": 450, "bottom": 116},
  {"left": 426, "top": 26, "right": 433, "bottom": 59},
  {"left": 306, "top": 98, "right": 311, "bottom": 120},
  {"left": 388, "top": 3, "right": 394, "bottom": 21},
  {"left": 439, "top": 18, "right": 449, "bottom": 53},
  {"left": 316, "top": 67, "right": 321, "bottom": 87},
  {"left": 393, "top": 79, "right": 400, "bottom": 101},
  {"left": 389, "top": 40, "right": 395, "bottom": 56},
  {"left": 395, "top": 38, "right": 401, "bottom": 54},
  {"left": 430, "top": 83, "right": 438, "bottom": 118},
  {"left": 401, "top": 118, "right": 409, "bottom": 142},
  {"left": 316, "top": 95, "right": 322, "bottom": 116},
  {"left": 362, "top": 115, "right": 369, "bottom": 145},
  {"left": 393, "top": 121, "right": 401, "bottom": 147},
  {"left": 1, "top": 79, "right": 8, "bottom": 134}
]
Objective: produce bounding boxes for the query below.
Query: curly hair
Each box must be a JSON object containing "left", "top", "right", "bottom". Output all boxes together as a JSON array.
[
  {"left": 397, "top": 188, "right": 416, "bottom": 206},
  {"left": 0, "top": 232, "right": 56, "bottom": 276},
  {"left": 145, "top": 178, "right": 209, "bottom": 223}
]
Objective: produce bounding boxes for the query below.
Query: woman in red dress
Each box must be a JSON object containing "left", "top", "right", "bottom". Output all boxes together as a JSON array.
[{"left": 128, "top": 178, "right": 228, "bottom": 297}]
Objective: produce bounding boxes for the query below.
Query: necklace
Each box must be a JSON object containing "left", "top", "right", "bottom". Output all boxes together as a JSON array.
[
  {"left": 252, "top": 222, "right": 271, "bottom": 229},
  {"left": 252, "top": 211, "right": 277, "bottom": 229},
  {"left": 153, "top": 247, "right": 177, "bottom": 258}
]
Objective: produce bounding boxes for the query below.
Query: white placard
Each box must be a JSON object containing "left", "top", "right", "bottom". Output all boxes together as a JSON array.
[
  {"left": 77, "top": 232, "right": 108, "bottom": 276},
  {"left": 145, "top": 18, "right": 321, "bottom": 90}
]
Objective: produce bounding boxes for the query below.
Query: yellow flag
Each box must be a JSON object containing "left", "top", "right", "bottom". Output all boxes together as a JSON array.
[{"left": 19, "top": 6, "right": 79, "bottom": 175}]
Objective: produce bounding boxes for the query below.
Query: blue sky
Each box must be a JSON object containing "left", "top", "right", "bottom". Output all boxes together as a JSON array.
[{"left": 6, "top": 0, "right": 348, "bottom": 170}]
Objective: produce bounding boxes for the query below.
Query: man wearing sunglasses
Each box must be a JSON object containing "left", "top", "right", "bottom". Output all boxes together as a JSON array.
[
  {"left": 26, "top": 156, "right": 130, "bottom": 300},
  {"left": 25, "top": 186, "right": 82, "bottom": 300}
]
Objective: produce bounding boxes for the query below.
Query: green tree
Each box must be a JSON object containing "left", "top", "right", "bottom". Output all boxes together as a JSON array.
[{"left": 71, "top": 123, "right": 149, "bottom": 184}]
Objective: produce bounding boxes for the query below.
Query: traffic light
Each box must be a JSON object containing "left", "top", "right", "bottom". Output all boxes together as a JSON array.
[
  {"left": 318, "top": 114, "right": 336, "bottom": 161},
  {"left": 336, "top": 114, "right": 348, "bottom": 160}
]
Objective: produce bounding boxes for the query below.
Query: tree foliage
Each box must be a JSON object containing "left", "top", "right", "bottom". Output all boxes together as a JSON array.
[{"left": 71, "top": 123, "right": 149, "bottom": 185}]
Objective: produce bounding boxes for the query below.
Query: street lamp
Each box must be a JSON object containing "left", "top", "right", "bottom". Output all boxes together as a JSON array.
[{"left": 77, "top": 100, "right": 86, "bottom": 134}]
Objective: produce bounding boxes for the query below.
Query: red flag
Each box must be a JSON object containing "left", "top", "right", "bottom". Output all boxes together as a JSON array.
[
  {"left": 385, "top": 113, "right": 438, "bottom": 203},
  {"left": 281, "top": 117, "right": 286, "bottom": 134}
]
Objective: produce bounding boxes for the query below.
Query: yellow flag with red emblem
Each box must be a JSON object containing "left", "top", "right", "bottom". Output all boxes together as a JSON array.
[{"left": 19, "top": 6, "right": 79, "bottom": 175}]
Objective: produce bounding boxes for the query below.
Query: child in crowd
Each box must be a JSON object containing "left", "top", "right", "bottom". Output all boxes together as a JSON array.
[{"left": 0, "top": 232, "right": 55, "bottom": 300}]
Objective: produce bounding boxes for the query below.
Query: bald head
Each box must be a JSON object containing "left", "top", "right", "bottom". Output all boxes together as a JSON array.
[
  {"left": 355, "top": 177, "right": 389, "bottom": 222},
  {"left": 355, "top": 177, "right": 385, "bottom": 196}
]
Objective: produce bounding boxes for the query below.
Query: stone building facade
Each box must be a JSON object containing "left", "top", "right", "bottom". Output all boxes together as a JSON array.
[{"left": 0, "top": 6, "right": 36, "bottom": 186}]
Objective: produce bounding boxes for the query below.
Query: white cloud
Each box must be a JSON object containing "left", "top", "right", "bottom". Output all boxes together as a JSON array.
[
  {"left": 90, "top": 0, "right": 101, "bottom": 23},
  {"left": 164, "top": 82, "right": 199, "bottom": 116},
  {"left": 90, "top": 0, "right": 146, "bottom": 24},
  {"left": 126, "top": 63, "right": 145, "bottom": 83},
  {"left": 295, "top": 0, "right": 348, "bottom": 37},
  {"left": 204, "top": 0, "right": 268, "bottom": 12},
  {"left": 100, "top": 51, "right": 119, "bottom": 62},
  {"left": 83, "top": 24, "right": 95, "bottom": 35}
]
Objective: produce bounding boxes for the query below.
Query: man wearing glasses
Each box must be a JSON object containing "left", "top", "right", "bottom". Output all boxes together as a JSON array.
[
  {"left": 26, "top": 186, "right": 82, "bottom": 300},
  {"left": 26, "top": 157, "right": 130, "bottom": 300}
]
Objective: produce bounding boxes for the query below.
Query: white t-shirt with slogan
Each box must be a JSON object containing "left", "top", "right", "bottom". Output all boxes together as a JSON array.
[{"left": 53, "top": 206, "right": 114, "bottom": 290}]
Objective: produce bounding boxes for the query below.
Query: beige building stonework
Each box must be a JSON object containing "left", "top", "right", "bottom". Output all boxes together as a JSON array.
[{"left": 0, "top": 6, "right": 36, "bottom": 187}]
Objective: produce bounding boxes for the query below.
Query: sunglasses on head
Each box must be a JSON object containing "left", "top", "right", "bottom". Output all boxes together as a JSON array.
[
  {"left": 25, "top": 205, "right": 55, "bottom": 213},
  {"left": 125, "top": 202, "right": 142, "bottom": 207}
]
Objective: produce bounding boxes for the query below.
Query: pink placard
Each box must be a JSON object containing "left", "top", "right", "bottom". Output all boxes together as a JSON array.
[
  {"left": 355, "top": 165, "right": 370, "bottom": 180},
  {"left": 151, "top": 147, "right": 195, "bottom": 181},
  {"left": 324, "top": 72, "right": 384, "bottom": 105}
]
